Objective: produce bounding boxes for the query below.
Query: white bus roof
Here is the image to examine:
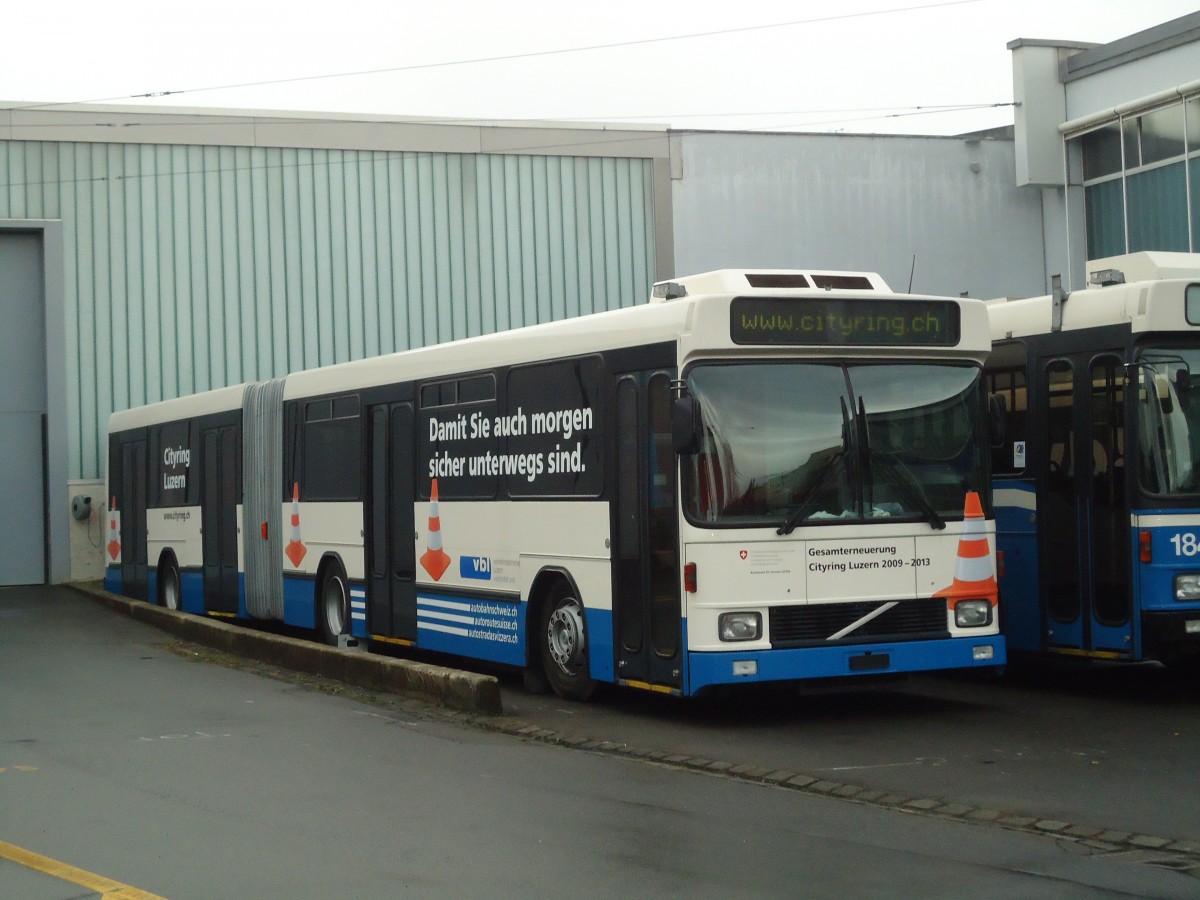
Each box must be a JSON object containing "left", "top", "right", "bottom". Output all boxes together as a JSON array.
[
  {"left": 108, "top": 383, "right": 247, "bottom": 433},
  {"left": 987, "top": 252, "right": 1200, "bottom": 340},
  {"left": 108, "top": 268, "right": 988, "bottom": 430},
  {"left": 649, "top": 268, "right": 891, "bottom": 299},
  {"left": 1086, "top": 252, "right": 1200, "bottom": 286}
]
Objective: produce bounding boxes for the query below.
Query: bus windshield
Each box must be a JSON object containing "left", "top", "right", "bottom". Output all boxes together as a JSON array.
[
  {"left": 681, "top": 362, "right": 987, "bottom": 527},
  {"left": 1137, "top": 348, "right": 1200, "bottom": 494}
]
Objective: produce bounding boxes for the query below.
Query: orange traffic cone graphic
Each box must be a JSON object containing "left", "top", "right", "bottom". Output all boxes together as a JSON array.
[
  {"left": 107, "top": 496, "right": 121, "bottom": 562},
  {"left": 419, "top": 478, "right": 452, "bottom": 581},
  {"left": 285, "top": 482, "right": 307, "bottom": 568},
  {"left": 934, "top": 491, "right": 998, "bottom": 608}
]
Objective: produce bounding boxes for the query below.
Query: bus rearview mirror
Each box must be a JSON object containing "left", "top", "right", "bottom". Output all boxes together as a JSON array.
[
  {"left": 988, "top": 394, "right": 1008, "bottom": 450},
  {"left": 672, "top": 395, "right": 701, "bottom": 455}
]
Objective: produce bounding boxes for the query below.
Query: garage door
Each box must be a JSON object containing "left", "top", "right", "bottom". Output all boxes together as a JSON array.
[{"left": 0, "top": 232, "right": 47, "bottom": 585}]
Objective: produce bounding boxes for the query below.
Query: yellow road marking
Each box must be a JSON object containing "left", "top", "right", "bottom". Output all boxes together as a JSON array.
[{"left": 0, "top": 838, "right": 167, "bottom": 899}]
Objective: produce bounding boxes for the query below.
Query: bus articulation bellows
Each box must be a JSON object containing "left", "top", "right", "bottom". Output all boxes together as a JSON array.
[
  {"left": 106, "top": 268, "right": 1005, "bottom": 698},
  {"left": 986, "top": 251, "right": 1200, "bottom": 665}
]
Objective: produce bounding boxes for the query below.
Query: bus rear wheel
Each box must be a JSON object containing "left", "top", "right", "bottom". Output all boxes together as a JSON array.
[
  {"left": 540, "top": 581, "right": 596, "bottom": 701},
  {"left": 157, "top": 552, "right": 181, "bottom": 611},
  {"left": 317, "top": 563, "right": 349, "bottom": 646}
]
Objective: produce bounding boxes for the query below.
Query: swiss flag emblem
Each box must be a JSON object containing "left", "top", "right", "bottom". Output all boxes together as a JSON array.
[{"left": 739, "top": 550, "right": 748, "bottom": 560}]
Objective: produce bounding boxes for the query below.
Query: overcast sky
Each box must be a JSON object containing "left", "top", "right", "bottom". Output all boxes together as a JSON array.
[{"left": 5, "top": 1, "right": 1198, "bottom": 135}]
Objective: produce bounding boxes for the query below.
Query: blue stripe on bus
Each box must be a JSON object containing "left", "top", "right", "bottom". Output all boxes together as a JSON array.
[
  {"left": 992, "top": 480, "right": 1041, "bottom": 652},
  {"left": 1131, "top": 514, "right": 1200, "bottom": 617},
  {"left": 416, "top": 591, "right": 526, "bottom": 667},
  {"left": 103, "top": 565, "right": 121, "bottom": 595},
  {"left": 586, "top": 608, "right": 615, "bottom": 683},
  {"left": 103, "top": 565, "right": 614, "bottom": 683},
  {"left": 687, "top": 636, "right": 1006, "bottom": 692},
  {"left": 283, "top": 574, "right": 316, "bottom": 630}
]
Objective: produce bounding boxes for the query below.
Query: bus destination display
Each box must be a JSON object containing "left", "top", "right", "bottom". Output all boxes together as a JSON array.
[{"left": 730, "top": 296, "right": 960, "bottom": 346}]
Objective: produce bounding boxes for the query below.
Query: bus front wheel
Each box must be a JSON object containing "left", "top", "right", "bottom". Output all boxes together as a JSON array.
[{"left": 539, "top": 581, "right": 596, "bottom": 701}]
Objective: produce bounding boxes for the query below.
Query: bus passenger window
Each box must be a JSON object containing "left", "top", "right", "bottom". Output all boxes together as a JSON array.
[
  {"left": 302, "top": 395, "right": 362, "bottom": 501},
  {"left": 985, "top": 357, "right": 1027, "bottom": 476}
]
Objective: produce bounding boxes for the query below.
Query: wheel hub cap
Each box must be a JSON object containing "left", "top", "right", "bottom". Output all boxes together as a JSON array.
[{"left": 548, "top": 602, "right": 585, "bottom": 671}]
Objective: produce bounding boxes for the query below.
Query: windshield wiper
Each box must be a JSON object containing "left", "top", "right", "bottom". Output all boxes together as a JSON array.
[
  {"left": 874, "top": 452, "right": 946, "bottom": 530},
  {"left": 777, "top": 398, "right": 851, "bottom": 536},
  {"left": 855, "top": 394, "right": 944, "bottom": 531},
  {"left": 776, "top": 451, "right": 845, "bottom": 535}
]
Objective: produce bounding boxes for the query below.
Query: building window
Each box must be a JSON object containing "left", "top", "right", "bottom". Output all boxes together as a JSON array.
[
  {"left": 1075, "top": 97, "right": 1199, "bottom": 260},
  {"left": 1085, "top": 180, "right": 1125, "bottom": 261},
  {"left": 1082, "top": 123, "right": 1122, "bottom": 180}
]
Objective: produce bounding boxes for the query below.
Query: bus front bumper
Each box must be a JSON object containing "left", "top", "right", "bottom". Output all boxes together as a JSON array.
[{"left": 687, "top": 635, "right": 1005, "bottom": 693}]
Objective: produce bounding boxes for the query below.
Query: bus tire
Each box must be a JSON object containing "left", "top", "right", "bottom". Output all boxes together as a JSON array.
[
  {"left": 539, "top": 580, "right": 596, "bottom": 701},
  {"left": 316, "top": 561, "right": 349, "bottom": 646},
  {"left": 157, "top": 551, "right": 182, "bottom": 611}
]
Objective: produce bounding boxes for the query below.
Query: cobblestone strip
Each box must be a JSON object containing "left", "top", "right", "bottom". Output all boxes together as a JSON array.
[{"left": 478, "top": 713, "right": 1200, "bottom": 867}]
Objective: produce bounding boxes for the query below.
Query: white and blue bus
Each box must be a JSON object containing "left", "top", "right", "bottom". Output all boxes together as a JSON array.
[
  {"left": 105, "top": 268, "right": 1005, "bottom": 699},
  {"left": 986, "top": 251, "right": 1200, "bottom": 665}
]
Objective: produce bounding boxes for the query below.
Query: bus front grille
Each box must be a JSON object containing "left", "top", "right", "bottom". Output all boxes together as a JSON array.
[{"left": 769, "top": 598, "right": 948, "bottom": 647}]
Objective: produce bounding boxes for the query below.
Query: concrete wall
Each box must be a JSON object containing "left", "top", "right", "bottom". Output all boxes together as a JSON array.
[{"left": 670, "top": 131, "right": 1049, "bottom": 301}]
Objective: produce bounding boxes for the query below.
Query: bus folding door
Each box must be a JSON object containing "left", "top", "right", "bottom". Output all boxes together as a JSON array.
[
  {"left": 366, "top": 402, "right": 417, "bottom": 640},
  {"left": 613, "top": 371, "right": 682, "bottom": 690},
  {"left": 1038, "top": 352, "right": 1132, "bottom": 654},
  {"left": 119, "top": 439, "right": 148, "bottom": 601},
  {"left": 201, "top": 424, "right": 240, "bottom": 614}
]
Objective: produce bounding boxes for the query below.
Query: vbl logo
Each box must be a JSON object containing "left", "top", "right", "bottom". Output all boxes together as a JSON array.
[{"left": 460, "top": 556, "right": 493, "bottom": 580}]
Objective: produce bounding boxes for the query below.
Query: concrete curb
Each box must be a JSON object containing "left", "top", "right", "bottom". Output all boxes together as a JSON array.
[{"left": 69, "top": 582, "right": 502, "bottom": 715}]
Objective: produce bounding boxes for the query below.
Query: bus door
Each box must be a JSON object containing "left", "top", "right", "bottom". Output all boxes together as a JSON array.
[
  {"left": 366, "top": 402, "right": 417, "bottom": 640},
  {"left": 201, "top": 424, "right": 240, "bottom": 614},
  {"left": 613, "top": 371, "right": 681, "bottom": 690},
  {"left": 119, "top": 439, "right": 148, "bottom": 601},
  {"left": 1039, "top": 353, "right": 1132, "bottom": 655}
]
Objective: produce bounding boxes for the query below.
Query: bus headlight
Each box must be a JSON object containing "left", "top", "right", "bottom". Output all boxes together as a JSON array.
[
  {"left": 719, "top": 612, "right": 762, "bottom": 642},
  {"left": 1175, "top": 574, "right": 1200, "bottom": 601},
  {"left": 954, "top": 600, "right": 992, "bottom": 628}
]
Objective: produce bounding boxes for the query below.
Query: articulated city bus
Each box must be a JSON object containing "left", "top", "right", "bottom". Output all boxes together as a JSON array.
[
  {"left": 106, "top": 268, "right": 1005, "bottom": 698},
  {"left": 987, "top": 251, "right": 1200, "bottom": 665}
]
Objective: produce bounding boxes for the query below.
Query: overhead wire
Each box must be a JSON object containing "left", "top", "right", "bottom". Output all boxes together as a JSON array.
[{"left": 10, "top": 0, "right": 989, "bottom": 119}]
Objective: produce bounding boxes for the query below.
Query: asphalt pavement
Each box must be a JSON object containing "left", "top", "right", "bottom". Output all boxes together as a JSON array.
[
  {"left": 5, "top": 583, "right": 1200, "bottom": 898},
  {"left": 31, "top": 583, "right": 1200, "bottom": 868}
]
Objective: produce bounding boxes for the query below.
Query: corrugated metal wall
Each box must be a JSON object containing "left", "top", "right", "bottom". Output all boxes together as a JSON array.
[{"left": 0, "top": 139, "right": 657, "bottom": 481}]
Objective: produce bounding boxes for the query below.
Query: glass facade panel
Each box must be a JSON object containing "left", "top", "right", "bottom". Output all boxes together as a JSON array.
[
  {"left": 1140, "top": 105, "right": 1187, "bottom": 165},
  {"left": 1082, "top": 123, "right": 1123, "bottom": 180},
  {"left": 1085, "top": 179, "right": 1125, "bottom": 260},
  {"left": 1127, "top": 163, "right": 1189, "bottom": 253},
  {"left": 1123, "top": 118, "right": 1140, "bottom": 168},
  {"left": 1187, "top": 97, "right": 1200, "bottom": 152},
  {"left": 1077, "top": 99, "right": 1199, "bottom": 259},
  {"left": 1193, "top": 156, "right": 1200, "bottom": 252}
]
